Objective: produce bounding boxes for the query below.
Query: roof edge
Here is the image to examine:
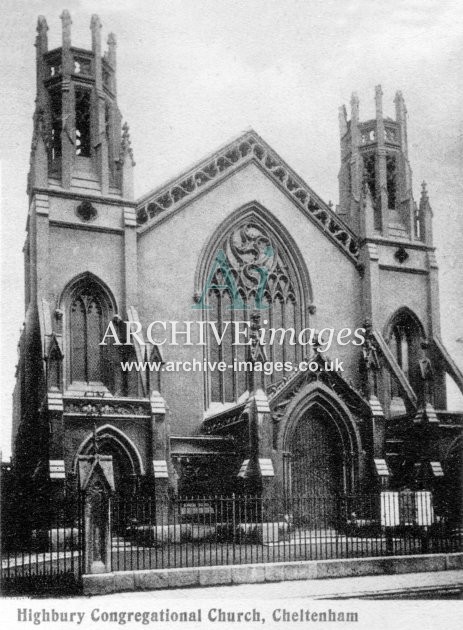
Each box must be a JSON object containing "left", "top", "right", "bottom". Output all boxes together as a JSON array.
[{"left": 135, "top": 130, "right": 360, "bottom": 265}]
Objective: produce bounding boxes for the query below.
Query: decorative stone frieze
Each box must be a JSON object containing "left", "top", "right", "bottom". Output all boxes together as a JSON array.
[
  {"left": 136, "top": 131, "right": 360, "bottom": 265},
  {"left": 64, "top": 398, "right": 150, "bottom": 417}
]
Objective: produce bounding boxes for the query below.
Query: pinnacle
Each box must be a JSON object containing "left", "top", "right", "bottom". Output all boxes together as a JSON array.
[
  {"left": 37, "top": 16, "right": 48, "bottom": 32},
  {"left": 421, "top": 180, "right": 428, "bottom": 200},
  {"left": 60, "top": 9, "right": 72, "bottom": 25},
  {"left": 91, "top": 14, "right": 102, "bottom": 29}
]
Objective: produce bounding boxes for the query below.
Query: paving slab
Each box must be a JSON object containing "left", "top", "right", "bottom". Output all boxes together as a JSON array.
[{"left": 109, "top": 569, "right": 463, "bottom": 600}]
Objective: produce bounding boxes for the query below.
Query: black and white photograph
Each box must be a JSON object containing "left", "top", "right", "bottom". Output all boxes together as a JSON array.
[{"left": 1, "top": 0, "right": 462, "bottom": 627}]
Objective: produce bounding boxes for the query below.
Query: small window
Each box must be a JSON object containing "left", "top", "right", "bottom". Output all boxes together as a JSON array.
[
  {"left": 387, "top": 310, "right": 424, "bottom": 400},
  {"left": 49, "top": 90, "right": 62, "bottom": 164},
  {"left": 75, "top": 89, "right": 91, "bottom": 157},
  {"left": 392, "top": 325, "right": 409, "bottom": 375},
  {"left": 386, "top": 154, "right": 397, "bottom": 209},
  {"left": 363, "top": 153, "right": 376, "bottom": 201},
  {"left": 105, "top": 102, "right": 111, "bottom": 142}
]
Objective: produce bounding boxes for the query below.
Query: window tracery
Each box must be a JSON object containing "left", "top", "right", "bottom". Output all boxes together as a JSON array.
[
  {"left": 386, "top": 154, "right": 397, "bottom": 209},
  {"left": 49, "top": 90, "right": 62, "bottom": 167},
  {"left": 206, "top": 219, "right": 304, "bottom": 404},
  {"left": 387, "top": 309, "right": 424, "bottom": 401},
  {"left": 66, "top": 277, "right": 114, "bottom": 389},
  {"left": 363, "top": 153, "right": 376, "bottom": 201},
  {"left": 70, "top": 292, "right": 105, "bottom": 383},
  {"left": 75, "top": 88, "right": 91, "bottom": 157}
]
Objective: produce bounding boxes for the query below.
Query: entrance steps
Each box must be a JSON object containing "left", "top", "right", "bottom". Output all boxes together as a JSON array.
[{"left": 112, "top": 536, "right": 142, "bottom": 551}]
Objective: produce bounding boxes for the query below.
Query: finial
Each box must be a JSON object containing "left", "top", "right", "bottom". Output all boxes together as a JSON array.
[
  {"left": 375, "top": 84, "right": 383, "bottom": 116},
  {"left": 60, "top": 10, "right": 72, "bottom": 49},
  {"left": 36, "top": 16, "right": 48, "bottom": 53},
  {"left": 419, "top": 180, "right": 433, "bottom": 224},
  {"left": 350, "top": 92, "right": 359, "bottom": 120},
  {"left": 394, "top": 90, "right": 407, "bottom": 123},
  {"left": 37, "top": 15, "right": 48, "bottom": 34},
  {"left": 106, "top": 32, "right": 117, "bottom": 72},
  {"left": 121, "top": 121, "right": 135, "bottom": 163},
  {"left": 338, "top": 105, "right": 348, "bottom": 136},
  {"left": 90, "top": 14, "right": 102, "bottom": 30},
  {"left": 421, "top": 180, "right": 428, "bottom": 200},
  {"left": 60, "top": 9, "right": 72, "bottom": 27},
  {"left": 122, "top": 121, "right": 131, "bottom": 146}
]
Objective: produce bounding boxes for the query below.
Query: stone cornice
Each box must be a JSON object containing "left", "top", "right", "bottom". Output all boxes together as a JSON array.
[
  {"left": 31, "top": 187, "right": 137, "bottom": 207},
  {"left": 48, "top": 220, "right": 124, "bottom": 235},
  {"left": 201, "top": 401, "right": 248, "bottom": 435},
  {"left": 136, "top": 130, "right": 361, "bottom": 266},
  {"left": 360, "top": 236, "right": 434, "bottom": 251}
]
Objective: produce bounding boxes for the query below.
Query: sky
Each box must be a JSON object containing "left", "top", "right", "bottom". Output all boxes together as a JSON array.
[{"left": 1, "top": 0, "right": 462, "bottom": 458}]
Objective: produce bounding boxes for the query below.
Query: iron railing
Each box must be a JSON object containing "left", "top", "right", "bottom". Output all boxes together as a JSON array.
[
  {"left": 1, "top": 497, "right": 83, "bottom": 596},
  {"left": 111, "top": 491, "right": 462, "bottom": 572},
  {"left": 1, "top": 490, "right": 461, "bottom": 594}
]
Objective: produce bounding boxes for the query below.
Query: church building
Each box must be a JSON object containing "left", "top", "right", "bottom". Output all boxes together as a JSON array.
[{"left": 12, "top": 12, "right": 463, "bottom": 523}]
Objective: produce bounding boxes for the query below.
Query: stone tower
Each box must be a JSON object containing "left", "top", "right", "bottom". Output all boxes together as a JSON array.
[
  {"left": 338, "top": 86, "right": 448, "bottom": 481},
  {"left": 16, "top": 12, "right": 140, "bottom": 503},
  {"left": 338, "top": 85, "right": 421, "bottom": 240},
  {"left": 29, "top": 11, "right": 134, "bottom": 197}
]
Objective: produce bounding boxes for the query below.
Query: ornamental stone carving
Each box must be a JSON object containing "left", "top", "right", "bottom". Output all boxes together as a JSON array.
[
  {"left": 213, "top": 221, "right": 297, "bottom": 303},
  {"left": 76, "top": 200, "right": 97, "bottom": 222},
  {"left": 64, "top": 400, "right": 150, "bottom": 416},
  {"left": 136, "top": 132, "right": 360, "bottom": 265}
]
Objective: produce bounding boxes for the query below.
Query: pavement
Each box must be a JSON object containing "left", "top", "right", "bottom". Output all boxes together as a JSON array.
[{"left": 103, "top": 569, "right": 463, "bottom": 599}]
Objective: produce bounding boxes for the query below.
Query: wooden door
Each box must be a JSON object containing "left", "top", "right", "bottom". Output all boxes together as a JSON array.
[{"left": 289, "top": 406, "right": 344, "bottom": 528}]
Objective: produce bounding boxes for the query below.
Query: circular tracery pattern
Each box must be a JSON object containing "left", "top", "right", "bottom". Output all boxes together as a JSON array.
[{"left": 208, "top": 220, "right": 301, "bottom": 403}]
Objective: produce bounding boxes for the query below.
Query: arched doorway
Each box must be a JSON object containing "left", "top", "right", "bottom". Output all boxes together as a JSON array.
[
  {"left": 75, "top": 425, "right": 144, "bottom": 500},
  {"left": 290, "top": 405, "right": 344, "bottom": 497},
  {"left": 281, "top": 384, "right": 361, "bottom": 529},
  {"left": 288, "top": 405, "right": 345, "bottom": 528}
]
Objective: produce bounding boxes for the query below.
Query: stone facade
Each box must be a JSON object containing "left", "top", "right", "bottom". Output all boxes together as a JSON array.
[{"left": 12, "top": 13, "right": 463, "bottom": 523}]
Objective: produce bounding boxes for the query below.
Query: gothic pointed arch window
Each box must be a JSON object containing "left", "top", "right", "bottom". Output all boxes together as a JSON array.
[
  {"left": 386, "top": 308, "right": 424, "bottom": 400},
  {"left": 197, "top": 207, "right": 310, "bottom": 407},
  {"left": 64, "top": 276, "right": 115, "bottom": 390}
]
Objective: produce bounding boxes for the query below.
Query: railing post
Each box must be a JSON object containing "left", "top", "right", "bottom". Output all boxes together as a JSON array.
[
  {"left": 77, "top": 453, "right": 114, "bottom": 575},
  {"left": 232, "top": 493, "right": 236, "bottom": 563}
]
